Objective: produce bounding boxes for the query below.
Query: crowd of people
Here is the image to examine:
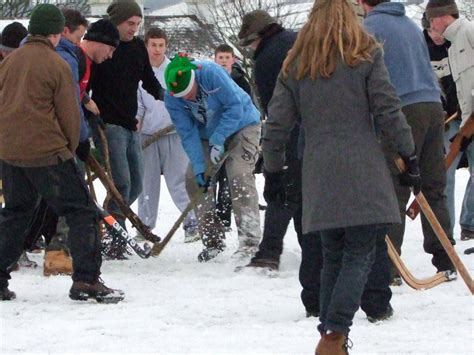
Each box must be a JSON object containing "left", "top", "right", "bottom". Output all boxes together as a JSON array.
[{"left": 0, "top": 0, "right": 472, "bottom": 354}]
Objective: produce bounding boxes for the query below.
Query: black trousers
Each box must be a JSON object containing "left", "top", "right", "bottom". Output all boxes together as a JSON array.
[{"left": 0, "top": 159, "right": 102, "bottom": 288}]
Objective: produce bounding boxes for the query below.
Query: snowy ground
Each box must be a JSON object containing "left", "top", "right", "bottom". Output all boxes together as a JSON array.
[{"left": 0, "top": 171, "right": 473, "bottom": 355}]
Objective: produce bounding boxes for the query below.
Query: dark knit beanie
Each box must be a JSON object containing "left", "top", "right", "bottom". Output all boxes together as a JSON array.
[
  {"left": 28, "top": 4, "right": 65, "bottom": 36},
  {"left": 0, "top": 22, "right": 28, "bottom": 51},
  {"left": 107, "top": 0, "right": 142, "bottom": 26},
  {"left": 83, "top": 19, "right": 120, "bottom": 48},
  {"left": 426, "top": 0, "right": 459, "bottom": 20}
]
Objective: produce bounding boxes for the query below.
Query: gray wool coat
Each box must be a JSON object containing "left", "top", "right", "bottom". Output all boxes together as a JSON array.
[{"left": 262, "top": 48, "right": 415, "bottom": 233}]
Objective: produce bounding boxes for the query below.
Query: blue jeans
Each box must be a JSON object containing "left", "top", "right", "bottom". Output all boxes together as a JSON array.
[
  {"left": 105, "top": 124, "right": 144, "bottom": 227},
  {"left": 444, "top": 120, "right": 474, "bottom": 233},
  {"left": 318, "top": 224, "right": 387, "bottom": 335}
]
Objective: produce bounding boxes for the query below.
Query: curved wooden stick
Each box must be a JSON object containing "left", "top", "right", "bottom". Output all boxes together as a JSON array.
[
  {"left": 396, "top": 158, "right": 474, "bottom": 294},
  {"left": 386, "top": 236, "right": 448, "bottom": 290}
]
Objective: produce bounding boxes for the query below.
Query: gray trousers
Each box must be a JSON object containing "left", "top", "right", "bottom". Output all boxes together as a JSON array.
[
  {"left": 138, "top": 133, "right": 196, "bottom": 230},
  {"left": 383, "top": 102, "right": 454, "bottom": 272},
  {"left": 185, "top": 124, "right": 262, "bottom": 250}
]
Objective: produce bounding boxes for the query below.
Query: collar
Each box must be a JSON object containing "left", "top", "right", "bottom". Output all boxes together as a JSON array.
[
  {"left": 443, "top": 18, "right": 463, "bottom": 42},
  {"left": 25, "top": 35, "right": 55, "bottom": 50}
]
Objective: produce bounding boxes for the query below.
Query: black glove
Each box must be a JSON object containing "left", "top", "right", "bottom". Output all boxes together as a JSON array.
[
  {"left": 398, "top": 153, "right": 422, "bottom": 195},
  {"left": 76, "top": 140, "right": 91, "bottom": 162},
  {"left": 263, "top": 170, "right": 286, "bottom": 204}
]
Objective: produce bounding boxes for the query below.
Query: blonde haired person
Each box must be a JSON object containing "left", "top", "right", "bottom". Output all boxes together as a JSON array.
[{"left": 262, "top": 0, "right": 418, "bottom": 354}]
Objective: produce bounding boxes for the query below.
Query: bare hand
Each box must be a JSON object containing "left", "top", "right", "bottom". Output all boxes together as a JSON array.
[{"left": 85, "top": 99, "right": 100, "bottom": 116}]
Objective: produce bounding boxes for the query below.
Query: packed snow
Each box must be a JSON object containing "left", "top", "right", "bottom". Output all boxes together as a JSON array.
[{"left": 0, "top": 170, "right": 472, "bottom": 355}]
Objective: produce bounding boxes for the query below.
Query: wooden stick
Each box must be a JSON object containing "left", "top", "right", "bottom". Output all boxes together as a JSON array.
[
  {"left": 396, "top": 157, "right": 474, "bottom": 294},
  {"left": 86, "top": 155, "right": 161, "bottom": 243},
  {"left": 406, "top": 116, "right": 474, "bottom": 220},
  {"left": 386, "top": 236, "right": 448, "bottom": 290},
  {"left": 141, "top": 125, "right": 176, "bottom": 150}
]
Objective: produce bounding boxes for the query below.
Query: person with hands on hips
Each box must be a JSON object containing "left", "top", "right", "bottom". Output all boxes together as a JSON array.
[{"left": 164, "top": 54, "right": 262, "bottom": 262}]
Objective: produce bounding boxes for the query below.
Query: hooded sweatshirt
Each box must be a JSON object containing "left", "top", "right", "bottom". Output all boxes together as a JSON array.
[{"left": 364, "top": 2, "right": 441, "bottom": 107}]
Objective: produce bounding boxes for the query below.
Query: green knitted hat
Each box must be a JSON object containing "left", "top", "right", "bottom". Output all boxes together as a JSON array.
[
  {"left": 28, "top": 4, "right": 65, "bottom": 36},
  {"left": 164, "top": 54, "right": 200, "bottom": 98},
  {"left": 107, "top": 0, "right": 143, "bottom": 26}
]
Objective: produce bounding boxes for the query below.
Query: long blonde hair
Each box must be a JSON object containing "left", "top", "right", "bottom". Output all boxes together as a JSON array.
[{"left": 282, "top": 0, "right": 378, "bottom": 80}]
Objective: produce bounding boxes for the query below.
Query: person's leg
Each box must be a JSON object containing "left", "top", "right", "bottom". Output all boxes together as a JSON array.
[
  {"left": 360, "top": 233, "right": 392, "bottom": 321},
  {"left": 321, "top": 225, "right": 380, "bottom": 335},
  {"left": 460, "top": 142, "right": 474, "bottom": 238},
  {"left": 0, "top": 162, "right": 39, "bottom": 294},
  {"left": 224, "top": 124, "right": 262, "bottom": 253},
  {"left": 26, "top": 160, "right": 102, "bottom": 284},
  {"left": 216, "top": 168, "right": 232, "bottom": 229},
  {"left": 138, "top": 133, "right": 162, "bottom": 230},
  {"left": 127, "top": 130, "right": 144, "bottom": 206},
  {"left": 414, "top": 103, "right": 455, "bottom": 271},
  {"left": 185, "top": 141, "right": 225, "bottom": 261},
  {"left": 104, "top": 124, "right": 132, "bottom": 226},
  {"left": 160, "top": 134, "right": 197, "bottom": 231},
  {"left": 444, "top": 120, "right": 462, "bottom": 235}
]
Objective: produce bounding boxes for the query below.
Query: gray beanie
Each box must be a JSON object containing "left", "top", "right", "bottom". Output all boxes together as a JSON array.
[{"left": 107, "top": 0, "right": 142, "bottom": 26}]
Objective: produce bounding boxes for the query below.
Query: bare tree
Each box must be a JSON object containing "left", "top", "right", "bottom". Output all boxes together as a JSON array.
[{"left": 1, "top": 0, "right": 90, "bottom": 19}]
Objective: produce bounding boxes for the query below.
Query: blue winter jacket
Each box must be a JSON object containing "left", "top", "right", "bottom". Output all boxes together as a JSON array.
[
  {"left": 364, "top": 2, "right": 441, "bottom": 107},
  {"left": 56, "top": 38, "right": 90, "bottom": 142},
  {"left": 165, "top": 61, "right": 260, "bottom": 176}
]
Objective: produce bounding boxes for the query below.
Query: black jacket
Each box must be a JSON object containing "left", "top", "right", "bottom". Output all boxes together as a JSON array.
[
  {"left": 231, "top": 63, "right": 252, "bottom": 96},
  {"left": 89, "top": 37, "right": 164, "bottom": 131},
  {"left": 423, "top": 30, "right": 459, "bottom": 117},
  {"left": 253, "top": 26, "right": 297, "bottom": 115}
]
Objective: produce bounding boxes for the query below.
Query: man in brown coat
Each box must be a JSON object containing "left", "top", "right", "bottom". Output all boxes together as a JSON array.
[{"left": 0, "top": 4, "right": 124, "bottom": 303}]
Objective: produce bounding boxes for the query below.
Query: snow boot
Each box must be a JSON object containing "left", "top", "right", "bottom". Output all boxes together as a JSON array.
[
  {"left": 11, "top": 251, "right": 38, "bottom": 271},
  {"left": 0, "top": 286, "right": 16, "bottom": 301},
  {"left": 184, "top": 226, "right": 200, "bottom": 243},
  {"left": 315, "top": 331, "right": 350, "bottom": 355},
  {"left": 198, "top": 243, "right": 225, "bottom": 262},
  {"left": 461, "top": 229, "right": 474, "bottom": 241},
  {"left": 245, "top": 257, "right": 279, "bottom": 271},
  {"left": 367, "top": 304, "right": 394, "bottom": 323},
  {"left": 69, "top": 279, "right": 125, "bottom": 303},
  {"left": 306, "top": 309, "right": 320, "bottom": 318},
  {"left": 43, "top": 250, "right": 73, "bottom": 276}
]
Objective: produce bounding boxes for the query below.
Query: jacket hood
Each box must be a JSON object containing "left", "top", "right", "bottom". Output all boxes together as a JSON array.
[{"left": 368, "top": 2, "right": 405, "bottom": 17}]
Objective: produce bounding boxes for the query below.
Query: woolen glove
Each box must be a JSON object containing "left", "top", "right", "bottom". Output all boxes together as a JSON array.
[
  {"left": 209, "top": 144, "right": 225, "bottom": 165},
  {"left": 76, "top": 139, "right": 91, "bottom": 162},
  {"left": 398, "top": 153, "right": 422, "bottom": 195},
  {"left": 195, "top": 173, "right": 210, "bottom": 193},
  {"left": 263, "top": 170, "right": 286, "bottom": 204}
]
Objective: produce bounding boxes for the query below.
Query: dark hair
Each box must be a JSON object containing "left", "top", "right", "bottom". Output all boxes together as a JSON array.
[
  {"left": 215, "top": 44, "right": 234, "bottom": 56},
  {"left": 61, "top": 8, "right": 88, "bottom": 32},
  {"left": 363, "top": 0, "right": 390, "bottom": 6},
  {"left": 145, "top": 27, "right": 168, "bottom": 44}
]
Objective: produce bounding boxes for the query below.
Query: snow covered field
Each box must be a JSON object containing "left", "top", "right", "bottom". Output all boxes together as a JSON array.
[{"left": 0, "top": 171, "right": 473, "bottom": 355}]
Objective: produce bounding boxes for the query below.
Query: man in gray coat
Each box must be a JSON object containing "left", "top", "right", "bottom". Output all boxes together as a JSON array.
[{"left": 360, "top": 0, "right": 456, "bottom": 281}]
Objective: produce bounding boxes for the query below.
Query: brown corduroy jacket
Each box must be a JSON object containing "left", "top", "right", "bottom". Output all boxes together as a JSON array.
[{"left": 0, "top": 35, "right": 80, "bottom": 166}]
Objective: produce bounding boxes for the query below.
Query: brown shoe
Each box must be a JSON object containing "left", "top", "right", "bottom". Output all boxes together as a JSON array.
[
  {"left": 315, "top": 331, "right": 349, "bottom": 355},
  {"left": 69, "top": 279, "right": 125, "bottom": 303},
  {"left": 43, "top": 250, "right": 73, "bottom": 276}
]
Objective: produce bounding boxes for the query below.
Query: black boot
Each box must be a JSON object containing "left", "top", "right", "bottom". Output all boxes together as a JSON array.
[
  {"left": 367, "top": 304, "right": 394, "bottom": 323},
  {"left": 69, "top": 279, "right": 125, "bottom": 303},
  {"left": 0, "top": 286, "right": 16, "bottom": 301}
]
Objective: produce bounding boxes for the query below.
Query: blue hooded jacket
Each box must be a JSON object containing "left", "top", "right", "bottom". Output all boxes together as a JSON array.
[
  {"left": 363, "top": 2, "right": 441, "bottom": 106},
  {"left": 56, "top": 37, "right": 90, "bottom": 142},
  {"left": 165, "top": 61, "right": 260, "bottom": 176}
]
